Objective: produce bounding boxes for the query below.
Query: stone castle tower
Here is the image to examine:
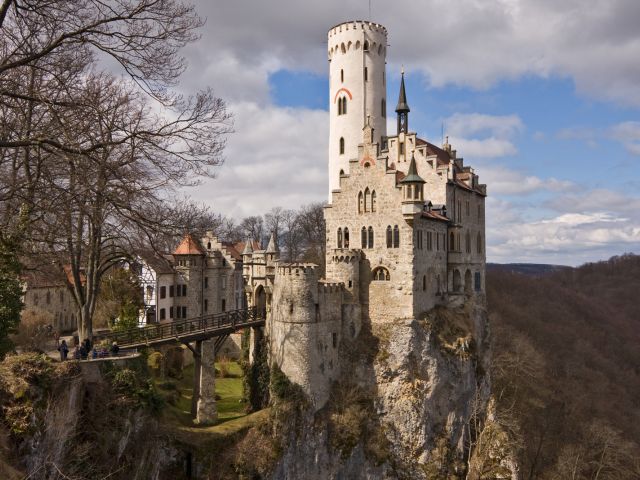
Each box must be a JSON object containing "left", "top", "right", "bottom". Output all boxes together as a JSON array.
[
  {"left": 328, "top": 22, "right": 388, "bottom": 196},
  {"left": 243, "top": 20, "right": 487, "bottom": 410}
]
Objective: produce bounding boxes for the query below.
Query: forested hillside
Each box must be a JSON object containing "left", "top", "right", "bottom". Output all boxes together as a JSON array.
[{"left": 488, "top": 254, "right": 640, "bottom": 479}]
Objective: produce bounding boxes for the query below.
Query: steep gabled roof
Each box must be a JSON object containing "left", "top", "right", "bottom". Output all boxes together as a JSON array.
[{"left": 173, "top": 234, "right": 205, "bottom": 255}]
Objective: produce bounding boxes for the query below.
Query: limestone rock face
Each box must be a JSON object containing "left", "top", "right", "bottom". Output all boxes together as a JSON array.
[{"left": 270, "top": 301, "right": 492, "bottom": 479}]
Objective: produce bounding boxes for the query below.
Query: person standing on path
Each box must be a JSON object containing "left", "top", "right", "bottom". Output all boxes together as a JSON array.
[{"left": 58, "top": 340, "right": 69, "bottom": 361}]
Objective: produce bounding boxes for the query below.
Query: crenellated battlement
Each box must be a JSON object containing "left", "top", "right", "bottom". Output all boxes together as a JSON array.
[{"left": 276, "top": 263, "right": 320, "bottom": 277}]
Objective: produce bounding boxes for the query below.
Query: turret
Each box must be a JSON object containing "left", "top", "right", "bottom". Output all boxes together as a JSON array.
[
  {"left": 327, "top": 21, "right": 388, "bottom": 199},
  {"left": 400, "top": 153, "right": 425, "bottom": 223}
]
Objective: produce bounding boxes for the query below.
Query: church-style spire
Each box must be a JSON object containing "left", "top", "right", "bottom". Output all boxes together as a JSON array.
[
  {"left": 265, "top": 232, "right": 279, "bottom": 254},
  {"left": 396, "top": 69, "right": 410, "bottom": 134}
]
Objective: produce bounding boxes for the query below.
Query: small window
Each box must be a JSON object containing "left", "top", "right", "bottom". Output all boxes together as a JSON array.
[
  {"left": 182, "top": 306, "right": 187, "bottom": 318},
  {"left": 363, "top": 40, "right": 369, "bottom": 51},
  {"left": 477, "top": 233, "right": 482, "bottom": 254},
  {"left": 474, "top": 272, "right": 482, "bottom": 292},
  {"left": 422, "top": 275, "right": 427, "bottom": 291},
  {"left": 364, "top": 187, "right": 370, "bottom": 212},
  {"left": 364, "top": 67, "right": 368, "bottom": 81},
  {"left": 182, "top": 284, "right": 187, "bottom": 296},
  {"left": 204, "top": 299, "right": 208, "bottom": 312},
  {"left": 381, "top": 99, "right": 386, "bottom": 117},
  {"left": 372, "top": 267, "right": 390, "bottom": 281},
  {"left": 160, "top": 286, "right": 166, "bottom": 299},
  {"left": 371, "top": 191, "right": 377, "bottom": 212},
  {"left": 169, "top": 306, "right": 174, "bottom": 319},
  {"left": 339, "top": 137, "right": 345, "bottom": 155},
  {"left": 361, "top": 226, "right": 367, "bottom": 248},
  {"left": 204, "top": 277, "right": 208, "bottom": 288},
  {"left": 449, "top": 232, "right": 455, "bottom": 251},
  {"left": 358, "top": 192, "right": 364, "bottom": 214},
  {"left": 341, "top": 69, "right": 344, "bottom": 82},
  {"left": 386, "top": 225, "right": 392, "bottom": 248},
  {"left": 176, "top": 285, "right": 181, "bottom": 297},
  {"left": 368, "top": 226, "right": 374, "bottom": 249},
  {"left": 160, "top": 308, "right": 166, "bottom": 320},
  {"left": 176, "top": 306, "right": 181, "bottom": 319},
  {"left": 343, "top": 97, "right": 347, "bottom": 115},
  {"left": 221, "top": 299, "right": 226, "bottom": 312},
  {"left": 337, "top": 228, "right": 343, "bottom": 248},
  {"left": 332, "top": 332, "right": 338, "bottom": 348},
  {"left": 393, "top": 225, "right": 400, "bottom": 248},
  {"left": 207, "top": 241, "right": 211, "bottom": 249},
  {"left": 344, "top": 227, "right": 350, "bottom": 248},
  {"left": 169, "top": 285, "right": 174, "bottom": 297}
]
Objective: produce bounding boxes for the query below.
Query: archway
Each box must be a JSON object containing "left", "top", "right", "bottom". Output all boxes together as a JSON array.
[
  {"left": 453, "top": 270, "right": 462, "bottom": 292},
  {"left": 255, "top": 285, "right": 266, "bottom": 315},
  {"left": 464, "top": 269, "right": 472, "bottom": 294}
]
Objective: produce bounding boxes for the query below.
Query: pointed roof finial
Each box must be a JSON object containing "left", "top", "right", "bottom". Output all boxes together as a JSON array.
[
  {"left": 396, "top": 69, "right": 410, "bottom": 114},
  {"left": 266, "top": 232, "right": 278, "bottom": 253}
]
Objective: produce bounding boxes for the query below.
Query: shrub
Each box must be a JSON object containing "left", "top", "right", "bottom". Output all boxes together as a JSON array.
[{"left": 12, "top": 308, "right": 53, "bottom": 353}]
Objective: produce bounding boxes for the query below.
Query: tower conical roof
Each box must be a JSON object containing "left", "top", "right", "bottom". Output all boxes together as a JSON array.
[
  {"left": 266, "top": 232, "right": 279, "bottom": 253},
  {"left": 242, "top": 239, "right": 254, "bottom": 255},
  {"left": 400, "top": 153, "right": 425, "bottom": 184},
  {"left": 395, "top": 71, "right": 410, "bottom": 113}
]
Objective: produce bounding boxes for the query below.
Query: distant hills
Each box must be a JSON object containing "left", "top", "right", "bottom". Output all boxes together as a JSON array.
[
  {"left": 487, "top": 253, "right": 640, "bottom": 479},
  {"left": 487, "top": 262, "right": 572, "bottom": 276}
]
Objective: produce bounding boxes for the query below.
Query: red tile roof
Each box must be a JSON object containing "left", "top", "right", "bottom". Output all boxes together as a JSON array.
[
  {"left": 416, "top": 138, "right": 451, "bottom": 165},
  {"left": 421, "top": 210, "right": 449, "bottom": 222},
  {"left": 173, "top": 234, "right": 205, "bottom": 255}
]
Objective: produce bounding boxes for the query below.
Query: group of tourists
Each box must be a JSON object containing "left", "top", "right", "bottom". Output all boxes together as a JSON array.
[{"left": 57, "top": 336, "right": 120, "bottom": 361}]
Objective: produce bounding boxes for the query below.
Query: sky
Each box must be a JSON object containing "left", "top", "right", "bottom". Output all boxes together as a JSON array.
[{"left": 173, "top": 0, "right": 640, "bottom": 266}]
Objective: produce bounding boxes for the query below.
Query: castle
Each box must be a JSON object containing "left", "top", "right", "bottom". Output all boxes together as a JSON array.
[{"left": 242, "top": 20, "right": 487, "bottom": 408}]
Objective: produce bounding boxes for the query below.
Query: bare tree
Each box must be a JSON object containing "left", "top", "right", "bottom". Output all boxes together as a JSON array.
[
  {"left": 240, "top": 216, "right": 265, "bottom": 248},
  {"left": 32, "top": 73, "right": 229, "bottom": 341}
]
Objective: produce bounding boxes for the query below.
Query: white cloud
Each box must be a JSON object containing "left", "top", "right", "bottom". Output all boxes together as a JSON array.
[
  {"left": 186, "top": 102, "right": 328, "bottom": 218},
  {"left": 446, "top": 113, "right": 523, "bottom": 158},
  {"left": 184, "top": 1, "right": 640, "bottom": 106},
  {"left": 481, "top": 165, "right": 575, "bottom": 195},
  {"left": 609, "top": 121, "right": 640, "bottom": 155}
]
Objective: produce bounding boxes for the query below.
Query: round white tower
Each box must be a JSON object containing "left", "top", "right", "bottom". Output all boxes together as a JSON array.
[{"left": 327, "top": 21, "right": 388, "bottom": 199}]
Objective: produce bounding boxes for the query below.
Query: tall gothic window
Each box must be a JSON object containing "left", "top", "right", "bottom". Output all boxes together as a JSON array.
[
  {"left": 371, "top": 191, "right": 377, "bottom": 212},
  {"left": 344, "top": 227, "right": 350, "bottom": 248},
  {"left": 337, "top": 228, "right": 343, "bottom": 248},
  {"left": 368, "top": 226, "right": 374, "bottom": 248},
  {"left": 358, "top": 192, "right": 364, "bottom": 214},
  {"left": 393, "top": 225, "right": 400, "bottom": 248},
  {"left": 361, "top": 227, "right": 367, "bottom": 248},
  {"left": 364, "top": 187, "right": 370, "bottom": 212},
  {"left": 340, "top": 69, "right": 344, "bottom": 83},
  {"left": 339, "top": 137, "right": 345, "bottom": 154},
  {"left": 386, "top": 225, "right": 392, "bottom": 248}
]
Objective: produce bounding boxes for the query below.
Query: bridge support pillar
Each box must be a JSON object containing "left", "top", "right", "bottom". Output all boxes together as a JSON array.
[
  {"left": 195, "top": 338, "right": 217, "bottom": 424},
  {"left": 248, "top": 326, "right": 264, "bottom": 365}
]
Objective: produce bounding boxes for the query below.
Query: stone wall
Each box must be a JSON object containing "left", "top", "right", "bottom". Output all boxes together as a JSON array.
[{"left": 22, "top": 286, "right": 77, "bottom": 332}]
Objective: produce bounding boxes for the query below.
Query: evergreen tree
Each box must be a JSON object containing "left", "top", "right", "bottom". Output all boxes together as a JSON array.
[{"left": 0, "top": 237, "right": 23, "bottom": 358}]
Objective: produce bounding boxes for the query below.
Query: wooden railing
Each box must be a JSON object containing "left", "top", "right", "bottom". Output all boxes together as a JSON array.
[{"left": 101, "top": 307, "right": 266, "bottom": 348}]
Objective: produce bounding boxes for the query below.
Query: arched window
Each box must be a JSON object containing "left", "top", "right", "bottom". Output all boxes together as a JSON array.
[
  {"left": 372, "top": 267, "right": 390, "bottom": 281},
  {"left": 341, "top": 43, "right": 346, "bottom": 53},
  {"left": 368, "top": 226, "right": 374, "bottom": 248},
  {"left": 393, "top": 225, "right": 400, "bottom": 248},
  {"left": 371, "top": 191, "right": 377, "bottom": 212},
  {"left": 386, "top": 226, "right": 392, "bottom": 248},
  {"left": 363, "top": 40, "right": 369, "bottom": 51},
  {"left": 477, "top": 233, "right": 482, "bottom": 254},
  {"left": 340, "top": 69, "right": 344, "bottom": 83},
  {"left": 344, "top": 227, "right": 350, "bottom": 248},
  {"left": 449, "top": 232, "right": 455, "bottom": 251},
  {"left": 342, "top": 96, "right": 347, "bottom": 114},
  {"left": 358, "top": 191, "right": 364, "bottom": 213},
  {"left": 337, "top": 228, "right": 342, "bottom": 248},
  {"left": 364, "top": 187, "right": 370, "bottom": 212},
  {"left": 361, "top": 227, "right": 367, "bottom": 248},
  {"left": 339, "top": 137, "right": 345, "bottom": 155}
]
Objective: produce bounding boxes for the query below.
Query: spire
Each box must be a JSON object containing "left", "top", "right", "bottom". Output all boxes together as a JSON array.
[
  {"left": 266, "top": 232, "right": 279, "bottom": 253},
  {"left": 242, "top": 239, "right": 254, "bottom": 255},
  {"left": 396, "top": 70, "right": 410, "bottom": 134},
  {"left": 400, "top": 152, "right": 425, "bottom": 184}
]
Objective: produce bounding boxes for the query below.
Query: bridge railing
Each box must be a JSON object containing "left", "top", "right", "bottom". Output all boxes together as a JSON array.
[{"left": 101, "top": 307, "right": 266, "bottom": 347}]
